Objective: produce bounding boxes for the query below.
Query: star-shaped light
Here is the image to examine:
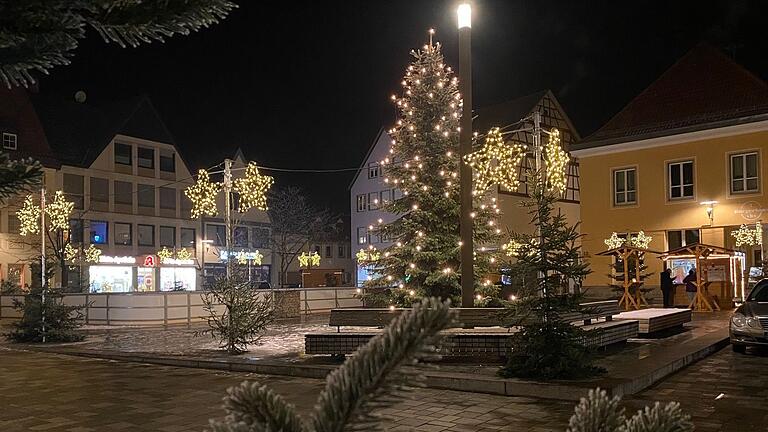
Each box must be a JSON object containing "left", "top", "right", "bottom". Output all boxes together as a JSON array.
[
  {"left": 17, "top": 194, "right": 41, "bottom": 236},
  {"left": 176, "top": 248, "right": 192, "bottom": 261},
  {"left": 464, "top": 127, "right": 526, "bottom": 195},
  {"left": 157, "top": 247, "right": 173, "bottom": 263},
  {"left": 235, "top": 162, "right": 274, "bottom": 212},
  {"left": 45, "top": 191, "right": 74, "bottom": 231},
  {"left": 356, "top": 247, "right": 381, "bottom": 264},
  {"left": 185, "top": 169, "right": 221, "bottom": 218},
  {"left": 299, "top": 251, "right": 321, "bottom": 268},
  {"left": 544, "top": 128, "right": 569, "bottom": 195},
  {"left": 84, "top": 244, "right": 102, "bottom": 263},
  {"left": 604, "top": 232, "right": 625, "bottom": 250}
]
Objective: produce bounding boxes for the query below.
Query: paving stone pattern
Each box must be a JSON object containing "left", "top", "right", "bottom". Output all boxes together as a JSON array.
[{"left": 2, "top": 345, "right": 768, "bottom": 431}]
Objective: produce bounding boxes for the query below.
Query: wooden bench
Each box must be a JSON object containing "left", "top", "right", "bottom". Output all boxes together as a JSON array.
[
  {"left": 305, "top": 300, "right": 636, "bottom": 357},
  {"left": 614, "top": 308, "right": 692, "bottom": 334}
]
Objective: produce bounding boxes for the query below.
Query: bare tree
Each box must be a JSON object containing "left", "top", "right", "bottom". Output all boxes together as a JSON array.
[{"left": 267, "top": 187, "right": 338, "bottom": 287}]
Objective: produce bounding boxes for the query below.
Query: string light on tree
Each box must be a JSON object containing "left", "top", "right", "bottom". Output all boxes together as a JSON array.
[
  {"left": 544, "top": 128, "right": 569, "bottom": 195},
  {"left": 234, "top": 162, "right": 274, "bottom": 212},
  {"left": 185, "top": 169, "right": 220, "bottom": 218},
  {"left": 84, "top": 244, "right": 101, "bottom": 263},
  {"left": 17, "top": 194, "right": 40, "bottom": 236},
  {"left": 464, "top": 127, "right": 526, "bottom": 195}
]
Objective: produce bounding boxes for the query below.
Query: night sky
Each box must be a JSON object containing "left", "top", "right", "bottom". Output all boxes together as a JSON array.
[{"left": 36, "top": 0, "right": 768, "bottom": 213}]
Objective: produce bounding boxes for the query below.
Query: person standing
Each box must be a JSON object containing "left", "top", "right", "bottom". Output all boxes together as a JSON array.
[
  {"left": 683, "top": 268, "right": 697, "bottom": 308},
  {"left": 660, "top": 268, "right": 675, "bottom": 308}
]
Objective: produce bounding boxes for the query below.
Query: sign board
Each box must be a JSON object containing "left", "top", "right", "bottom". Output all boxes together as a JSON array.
[{"left": 99, "top": 255, "right": 136, "bottom": 265}]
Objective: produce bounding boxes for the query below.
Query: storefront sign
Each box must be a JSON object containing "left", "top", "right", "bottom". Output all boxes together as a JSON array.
[
  {"left": 143, "top": 255, "right": 156, "bottom": 267},
  {"left": 220, "top": 251, "right": 263, "bottom": 261},
  {"left": 162, "top": 258, "right": 195, "bottom": 266},
  {"left": 735, "top": 201, "right": 768, "bottom": 221},
  {"left": 99, "top": 255, "right": 136, "bottom": 265}
]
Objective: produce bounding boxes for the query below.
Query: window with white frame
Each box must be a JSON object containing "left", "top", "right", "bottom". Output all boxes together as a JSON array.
[
  {"left": 667, "top": 229, "right": 700, "bottom": 250},
  {"left": 730, "top": 152, "right": 760, "bottom": 194},
  {"left": 613, "top": 168, "right": 636, "bottom": 206},
  {"left": 368, "top": 163, "right": 380, "bottom": 179},
  {"left": 356, "top": 227, "right": 368, "bottom": 245},
  {"left": 368, "top": 192, "right": 380, "bottom": 210},
  {"left": 380, "top": 189, "right": 392, "bottom": 205},
  {"left": 2, "top": 133, "right": 17, "bottom": 150},
  {"left": 668, "top": 160, "right": 694, "bottom": 200},
  {"left": 356, "top": 194, "right": 368, "bottom": 212}
]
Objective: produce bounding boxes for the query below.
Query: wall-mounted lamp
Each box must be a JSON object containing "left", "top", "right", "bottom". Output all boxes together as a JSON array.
[{"left": 700, "top": 201, "right": 718, "bottom": 225}]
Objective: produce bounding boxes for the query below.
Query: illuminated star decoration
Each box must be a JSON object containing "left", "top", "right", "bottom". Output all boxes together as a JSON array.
[
  {"left": 251, "top": 250, "right": 263, "bottom": 266},
  {"left": 185, "top": 169, "right": 221, "bottom": 218},
  {"left": 356, "top": 246, "right": 381, "bottom": 264},
  {"left": 732, "top": 223, "right": 763, "bottom": 247},
  {"left": 157, "top": 247, "right": 173, "bottom": 263},
  {"left": 464, "top": 127, "right": 526, "bottom": 195},
  {"left": 64, "top": 243, "right": 78, "bottom": 262},
  {"left": 65, "top": 243, "right": 102, "bottom": 263},
  {"left": 236, "top": 250, "right": 248, "bottom": 265},
  {"left": 299, "top": 251, "right": 321, "bottom": 268},
  {"left": 604, "top": 232, "right": 625, "bottom": 250},
  {"left": 17, "top": 194, "right": 41, "bottom": 236},
  {"left": 628, "top": 231, "right": 653, "bottom": 249},
  {"left": 46, "top": 191, "right": 74, "bottom": 230},
  {"left": 234, "top": 162, "right": 274, "bottom": 212},
  {"left": 84, "top": 244, "right": 102, "bottom": 263},
  {"left": 176, "top": 248, "right": 192, "bottom": 261},
  {"left": 544, "top": 128, "right": 569, "bottom": 195}
]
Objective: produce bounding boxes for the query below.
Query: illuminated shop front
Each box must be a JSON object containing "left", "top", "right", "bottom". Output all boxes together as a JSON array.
[{"left": 89, "top": 255, "right": 198, "bottom": 293}]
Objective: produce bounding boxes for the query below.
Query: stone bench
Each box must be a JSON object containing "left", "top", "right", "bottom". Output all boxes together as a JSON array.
[{"left": 614, "top": 308, "right": 692, "bottom": 334}]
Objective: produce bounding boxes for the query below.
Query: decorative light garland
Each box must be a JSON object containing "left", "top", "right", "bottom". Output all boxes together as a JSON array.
[
  {"left": 65, "top": 243, "right": 102, "bottom": 264},
  {"left": 185, "top": 169, "right": 220, "bottom": 218},
  {"left": 464, "top": 127, "right": 526, "bottom": 195},
  {"left": 46, "top": 191, "right": 74, "bottom": 231},
  {"left": 17, "top": 194, "right": 40, "bottom": 236},
  {"left": 234, "top": 162, "right": 274, "bottom": 212},
  {"left": 299, "top": 251, "right": 321, "bottom": 268}
]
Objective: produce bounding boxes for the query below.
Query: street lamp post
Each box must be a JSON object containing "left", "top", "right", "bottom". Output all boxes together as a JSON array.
[{"left": 458, "top": 3, "right": 474, "bottom": 307}]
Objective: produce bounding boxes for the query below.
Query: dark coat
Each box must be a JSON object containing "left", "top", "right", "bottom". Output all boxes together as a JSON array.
[
  {"left": 683, "top": 272, "right": 697, "bottom": 292},
  {"left": 660, "top": 271, "right": 674, "bottom": 290}
]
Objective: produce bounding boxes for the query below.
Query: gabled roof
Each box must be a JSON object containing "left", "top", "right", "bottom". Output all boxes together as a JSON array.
[
  {"left": 576, "top": 44, "right": 768, "bottom": 150},
  {"left": 31, "top": 94, "right": 179, "bottom": 168},
  {"left": 0, "top": 86, "right": 60, "bottom": 168},
  {"left": 348, "top": 127, "right": 387, "bottom": 190},
  {"left": 473, "top": 90, "right": 548, "bottom": 134}
]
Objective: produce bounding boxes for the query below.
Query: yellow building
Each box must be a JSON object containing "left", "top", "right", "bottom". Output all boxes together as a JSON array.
[{"left": 573, "top": 45, "right": 768, "bottom": 300}]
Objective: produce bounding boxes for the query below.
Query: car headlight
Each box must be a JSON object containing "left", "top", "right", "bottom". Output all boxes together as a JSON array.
[
  {"left": 732, "top": 313, "right": 746, "bottom": 328},
  {"left": 747, "top": 317, "right": 761, "bottom": 329}
]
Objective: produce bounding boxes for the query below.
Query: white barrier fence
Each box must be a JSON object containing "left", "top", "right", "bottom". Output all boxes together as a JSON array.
[{"left": 0, "top": 287, "right": 363, "bottom": 326}]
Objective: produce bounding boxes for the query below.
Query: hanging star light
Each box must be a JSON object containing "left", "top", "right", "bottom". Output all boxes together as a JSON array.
[
  {"left": 176, "top": 248, "right": 192, "bottom": 261},
  {"left": 17, "top": 194, "right": 40, "bottom": 236},
  {"left": 356, "top": 247, "right": 381, "bottom": 264},
  {"left": 234, "top": 162, "right": 274, "bottom": 212},
  {"left": 236, "top": 250, "right": 248, "bottom": 265},
  {"left": 64, "top": 243, "right": 78, "bottom": 263},
  {"left": 544, "top": 128, "right": 569, "bottom": 195},
  {"left": 251, "top": 250, "right": 263, "bottom": 266},
  {"left": 157, "top": 247, "right": 173, "bottom": 263},
  {"left": 627, "top": 231, "right": 653, "bottom": 249},
  {"left": 463, "top": 127, "right": 526, "bottom": 195},
  {"left": 185, "top": 169, "right": 220, "bottom": 218},
  {"left": 45, "top": 191, "right": 74, "bottom": 231},
  {"left": 84, "top": 244, "right": 102, "bottom": 263},
  {"left": 732, "top": 223, "right": 763, "bottom": 247},
  {"left": 299, "top": 251, "right": 321, "bottom": 268},
  {"left": 604, "top": 232, "right": 625, "bottom": 250}
]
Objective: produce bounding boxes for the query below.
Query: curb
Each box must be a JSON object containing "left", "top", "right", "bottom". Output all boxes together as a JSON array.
[{"left": 11, "top": 331, "right": 729, "bottom": 402}]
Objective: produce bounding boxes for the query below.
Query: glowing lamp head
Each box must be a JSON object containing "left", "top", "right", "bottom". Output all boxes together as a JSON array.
[{"left": 457, "top": 3, "right": 472, "bottom": 28}]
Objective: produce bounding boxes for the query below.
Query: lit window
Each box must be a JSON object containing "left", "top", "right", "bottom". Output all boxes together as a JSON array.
[
  {"left": 357, "top": 227, "right": 368, "bottom": 245},
  {"left": 368, "top": 192, "right": 380, "bottom": 210},
  {"left": 613, "top": 168, "right": 636, "bottom": 206},
  {"left": 2, "top": 133, "right": 17, "bottom": 150},
  {"left": 668, "top": 160, "right": 694, "bottom": 200},
  {"left": 90, "top": 220, "right": 108, "bottom": 244},
  {"left": 356, "top": 194, "right": 368, "bottom": 212},
  {"left": 730, "top": 152, "right": 759, "bottom": 194}
]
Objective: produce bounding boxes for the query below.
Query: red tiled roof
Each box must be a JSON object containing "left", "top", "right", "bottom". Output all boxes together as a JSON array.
[{"left": 577, "top": 44, "right": 768, "bottom": 148}]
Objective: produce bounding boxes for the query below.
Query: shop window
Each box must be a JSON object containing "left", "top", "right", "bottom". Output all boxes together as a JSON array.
[
  {"left": 137, "top": 184, "right": 155, "bottom": 208},
  {"left": 181, "top": 227, "right": 196, "bottom": 248},
  {"left": 160, "top": 267, "right": 196, "bottom": 291},
  {"left": 114, "top": 222, "right": 132, "bottom": 246},
  {"left": 115, "top": 143, "right": 132, "bottom": 166},
  {"left": 159, "top": 187, "right": 176, "bottom": 210},
  {"left": 234, "top": 226, "right": 248, "bottom": 247},
  {"left": 356, "top": 194, "right": 368, "bottom": 212},
  {"left": 206, "top": 224, "right": 226, "bottom": 246},
  {"left": 90, "top": 177, "right": 109, "bottom": 205},
  {"left": 357, "top": 227, "right": 368, "bottom": 245},
  {"left": 325, "top": 245, "right": 332, "bottom": 258},
  {"left": 368, "top": 192, "right": 380, "bottom": 210},
  {"left": 668, "top": 160, "right": 694, "bottom": 200},
  {"left": 667, "top": 229, "right": 700, "bottom": 250},
  {"left": 2, "top": 132, "right": 17, "bottom": 150},
  {"left": 90, "top": 265, "right": 133, "bottom": 292},
  {"left": 730, "top": 152, "right": 760, "bottom": 194},
  {"left": 612, "top": 167, "right": 636, "bottom": 206},
  {"left": 89, "top": 220, "right": 108, "bottom": 244},
  {"left": 159, "top": 226, "right": 175, "bottom": 247},
  {"left": 137, "top": 147, "right": 154, "bottom": 169},
  {"left": 160, "top": 152, "right": 175, "bottom": 173},
  {"left": 138, "top": 224, "right": 154, "bottom": 246},
  {"left": 69, "top": 219, "right": 83, "bottom": 244},
  {"left": 137, "top": 267, "right": 155, "bottom": 292},
  {"left": 368, "top": 162, "right": 380, "bottom": 179},
  {"left": 63, "top": 173, "right": 84, "bottom": 209},
  {"left": 252, "top": 227, "right": 270, "bottom": 248},
  {"left": 114, "top": 181, "right": 133, "bottom": 206}
]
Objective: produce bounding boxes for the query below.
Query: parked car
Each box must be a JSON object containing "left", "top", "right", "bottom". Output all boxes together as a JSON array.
[{"left": 730, "top": 278, "right": 768, "bottom": 353}]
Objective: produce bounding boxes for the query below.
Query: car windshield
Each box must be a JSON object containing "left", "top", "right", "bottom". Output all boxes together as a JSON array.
[{"left": 748, "top": 282, "right": 768, "bottom": 302}]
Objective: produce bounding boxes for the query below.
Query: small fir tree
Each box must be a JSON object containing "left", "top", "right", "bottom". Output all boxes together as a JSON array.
[
  {"left": 367, "top": 35, "right": 499, "bottom": 305},
  {"left": 499, "top": 183, "right": 597, "bottom": 380}
]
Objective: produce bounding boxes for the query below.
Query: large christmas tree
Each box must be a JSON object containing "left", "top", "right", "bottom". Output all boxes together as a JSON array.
[{"left": 368, "top": 36, "right": 499, "bottom": 305}]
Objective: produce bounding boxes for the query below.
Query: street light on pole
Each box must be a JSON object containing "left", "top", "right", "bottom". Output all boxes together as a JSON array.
[{"left": 457, "top": 2, "right": 474, "bottom": 308}]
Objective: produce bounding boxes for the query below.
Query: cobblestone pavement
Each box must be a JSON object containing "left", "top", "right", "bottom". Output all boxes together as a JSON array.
[{"left": 2, "top": 345, "right": 768, "bottom": 431}]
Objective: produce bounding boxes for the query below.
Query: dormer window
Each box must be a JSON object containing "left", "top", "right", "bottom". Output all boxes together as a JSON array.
[{"left": 2, "top": 133, "right": 17, "bottom": 150}]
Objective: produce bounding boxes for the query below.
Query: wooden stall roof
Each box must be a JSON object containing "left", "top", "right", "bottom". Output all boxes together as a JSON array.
[
  {"left": 659, "top": 242, "right": 736, "bottom": 259},
  {"left": 595, "top": 246, "right": 663, "bottom": 257}
]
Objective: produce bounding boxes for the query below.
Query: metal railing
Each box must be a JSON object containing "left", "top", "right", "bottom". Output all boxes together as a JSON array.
[{"left": 0, "top": 286, "right": 363, "bottom": 326}]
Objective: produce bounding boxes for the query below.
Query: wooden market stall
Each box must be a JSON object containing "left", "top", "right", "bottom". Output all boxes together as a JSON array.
[
  {"left": 597, "top": 246, "right": 662, "bottom": 311},
  {"left": 660, "top": 243, "right": 746, "bottom": 312}
]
